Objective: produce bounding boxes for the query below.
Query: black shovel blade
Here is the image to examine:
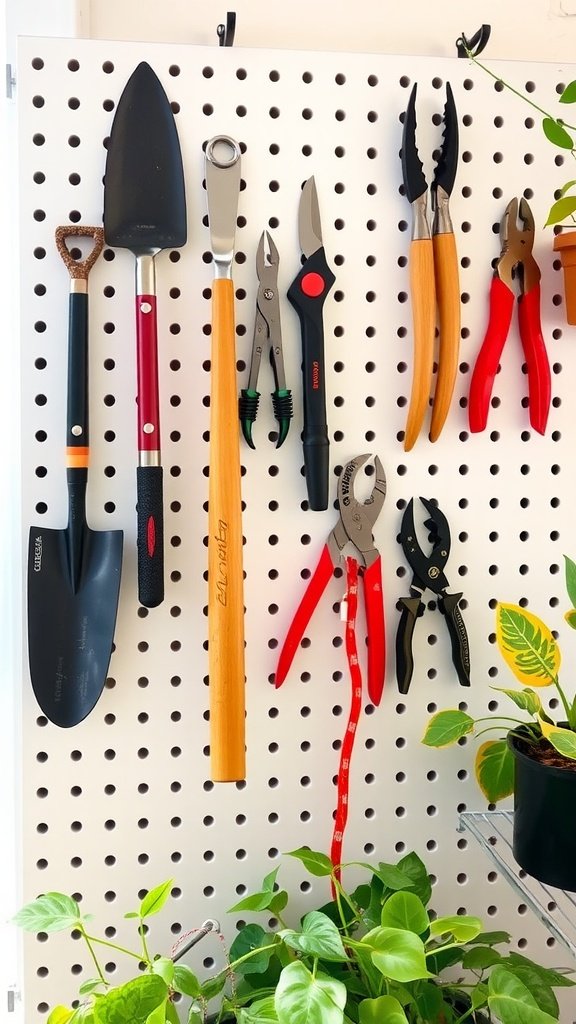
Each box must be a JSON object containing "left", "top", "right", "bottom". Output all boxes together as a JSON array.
[
  {"left": 103, "top": 61, "right": 187, "bottom": 250},
  {"left": 27, "top": 524, "right": 123, "bottom": 728}
]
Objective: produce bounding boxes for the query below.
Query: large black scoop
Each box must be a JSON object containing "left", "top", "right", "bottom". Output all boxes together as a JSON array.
[
  {"left": 103, "top": 61, "right": 187, "bottom": 608},
  {"left": 27, "top": 228, "right": 123, "bottom": 727}
]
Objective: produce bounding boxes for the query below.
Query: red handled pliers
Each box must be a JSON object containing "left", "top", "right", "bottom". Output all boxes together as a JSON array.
[
  {"left": 468, "top": 197, "right": 551, "bottom": 434},
  {"left": 275, "top": 454, "right": 387, "bottom": 706}
]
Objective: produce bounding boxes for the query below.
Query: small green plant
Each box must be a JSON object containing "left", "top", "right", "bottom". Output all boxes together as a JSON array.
[
  {"left": 423, "top": 555, "right": 576, "bottom": 803},
  {"left": 14, "top": 850, "right": 574, "bottom": 1023},
  {"left": 459, "top": 35, "right": 576, "bottom": 226}
]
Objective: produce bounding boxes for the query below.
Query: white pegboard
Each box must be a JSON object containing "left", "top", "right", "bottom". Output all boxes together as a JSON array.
[{"left": 17, "top": 35, "right": 576, "bottom": 1020}]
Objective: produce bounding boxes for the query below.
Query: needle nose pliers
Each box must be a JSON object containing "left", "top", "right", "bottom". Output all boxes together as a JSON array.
[
  {"left": 468, "top": 197, "right": 551, "bottom": 434},
  {"left": 275, "top": 453, "right": 387, "bottom": 707},
  {"left": 400, "top": 82, "right": 460, "bottom": 450},
  {"left": 396, "top": 497, "right": 470, "bottom": 694},
  {"left": 239, "top": 230, "right": 293, "bottom": 448}
]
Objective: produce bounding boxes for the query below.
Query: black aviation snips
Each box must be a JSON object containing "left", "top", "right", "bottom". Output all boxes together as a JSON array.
[{"left": 27, "top": 227, "right": 123, "bottom": 728}]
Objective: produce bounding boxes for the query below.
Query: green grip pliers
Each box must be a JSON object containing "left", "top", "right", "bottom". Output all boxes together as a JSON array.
[{"left": 239, "top": 230, "right": 293, "bottom": 449}]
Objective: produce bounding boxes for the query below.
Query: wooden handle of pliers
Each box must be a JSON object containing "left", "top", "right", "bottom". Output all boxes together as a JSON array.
[
  {"left": 209, "top": 277, "right": 246, "bottom": 782},
  {"left": 404, "top": 238, "right": 435, "bottom": 452},
  {"left": 429, "top": 231, "right": 461, "bottom": 442}
]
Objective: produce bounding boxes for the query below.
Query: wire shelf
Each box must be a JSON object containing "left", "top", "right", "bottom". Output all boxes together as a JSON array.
[{"left": 458, "top": 811, "right": 576, "bottom": 958}]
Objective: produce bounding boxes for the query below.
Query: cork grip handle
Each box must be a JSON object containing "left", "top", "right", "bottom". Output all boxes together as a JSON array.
[
  {"left": 404, "top": 238, "right": 436, "bottom": 452},
  {"left": 430, "top": 231, "right": 461, "bottom": 442},
  {"left": 208, "top": 278, "right": 246, "bottom": 782}
]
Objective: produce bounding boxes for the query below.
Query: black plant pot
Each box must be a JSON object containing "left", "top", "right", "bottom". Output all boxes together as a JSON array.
[{"left": 509, "top": 731, "right": 576, "bottom": 891}]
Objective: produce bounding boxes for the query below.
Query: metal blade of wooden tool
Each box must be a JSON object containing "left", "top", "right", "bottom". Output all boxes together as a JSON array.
[
  {"left": 103, "top": 61, "right": 187, "bottom": 607},
  {"left": 205, "top": 135, "right": 245, "bottom": 782},
  {"left": 27, "top": 227, "right": 123, "bottom": 728}
]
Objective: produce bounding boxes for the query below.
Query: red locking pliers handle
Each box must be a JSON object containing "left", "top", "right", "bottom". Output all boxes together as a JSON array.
[{"left": 469, "top": 197, "right": 551, "bottom": 435}]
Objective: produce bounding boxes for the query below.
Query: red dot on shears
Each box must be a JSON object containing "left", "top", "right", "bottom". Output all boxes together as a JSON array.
[{"left": 301, "top": 271, "right": 325, "bottom": 297}]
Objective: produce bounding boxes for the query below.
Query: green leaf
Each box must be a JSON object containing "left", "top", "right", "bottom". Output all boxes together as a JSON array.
[
  {"left": 559, "top": 179, "right": 576, "bottom": 197},
  {"left": 285, "top": 848, "right": 334, "bottom": 877},
  {"left": 560, "top": 81, "right": 576, "bottom": 103},
  {"left": 145, "top": 1002, "right": 167, "bottom": 1024},
  {"left": 380, "top": 891, "right": 429, "bottom": 935},
  {"left": 230, "top": 924, "right": 277, "bottom": 975},
  {"left": 262, "top": 868, "right": 280, "bottom": 892},
  {"left": 47, "top": 1008, "right": 75, "bottom": 1024},
  {"left": 79, "top": 979, "right": 106, "bottom": 996},
  {"left": 359, "top": 994, "right": 409, "bottom": 1024},
  {"left": 469, "top": 930, "right": 511, "bottom": 946},
  {"left": 462, "top": 945, "right": 502, "bottom": 970},
  {"left": 139, "top": 880, "right": 174, "bottom": 919},
  {"left": 422, "top": 709, "right": 474, "bottom": 747},
  {"left": 488, "top": 965, "right": 558, "bottom": 1023},
  {"left": 491, "top": 686, "right": 542, "bottom": 716},
  {"left": 365, "top": 862, "right": 414, "bottom": 891},
  {"left": 274, "top": 961, "right": 346, "bottom": 1024},
  {"left": 199, "top": 972, "right": 228, "bottom": 1000},
  {"left": 505, "top": 951, "right": 576, "bottom": 987},
  {"left": 496, "top": 604, "right": 560, "bottom": 686},
  {"left": 471, "top": 981, "right": 489, "bottom": 1009},
  {"left": 475, "top": 739, "right": 515, "bottom": 803},
  {"left": 393, "top": 852, "right": 432, "bottom": 906},
  {"left": 538, "top": 716, "right": 576, "bottom": 759},
  {"left": 428, "top": 914, "right": 483, "bottom": 942},
  {"left": 280, "top": 911, "right": 347, "bottom": 961},
  {"left": 151, "top": 956, "right": 174, "bottom": 986},
  {"left": 165, "top": 1001, "right": 180, "bottom": 1024},
  {"left": 237, "top": 995, "right": 279, "bottom": 1024},
  {"left": 268, "top": 891, "right": 289, "bottom": 916},
  {"left": 13, "top": 893, "right": 83, "bottom": 933},
  {"left": 542, "top": 116, "right": 574, "bottom": 149},
  {"left": 545, "top": 195, "right": 576, "bottom": 226},
  {"left": 93, "top": 976, "right": 168, "bottom": 1024},
  {"left": 363, "top": 926, "right": 432, "bottom": 983},
  {"left": 564, "top": 555, "right": 576, "bottom": 606},
  {"left": 411, "top": 982, "right": 444, "bottom": 1018},
  {"left": 565, "top": 609, "right": 576, "bottom": 630},
  {"left": 187, "top": 1005, "right": 203, "bottom": 1024},
  {"left": 173, "top": 965, "right": 201, "bottom": 998},
  {"left": 499, "top": 962, "right": 558, "bottom": 1016},
  {"left": 229, "top": 891, "right": 279, "bottom": 913}
]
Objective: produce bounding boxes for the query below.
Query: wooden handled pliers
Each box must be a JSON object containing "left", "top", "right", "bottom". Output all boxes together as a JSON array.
[
  {"left": 275, "top": 454, "right": 387, "bottom": 706},
  {"left": 401, "top": 82, "right": 460, "bottom": 451},
  {"left": 468, "top": 197, "right": 551, "bottom": 434}
]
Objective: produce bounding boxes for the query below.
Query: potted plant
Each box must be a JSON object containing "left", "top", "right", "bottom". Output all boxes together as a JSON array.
[
  {"left": 459, "top": 30, "right": 576, "bottom": 323},
  {"left": 423, "top": 554, "right": 576, "bottom": 890},
  {"left": 14, "top": 849, "right": 574, "bottom": 1023}
]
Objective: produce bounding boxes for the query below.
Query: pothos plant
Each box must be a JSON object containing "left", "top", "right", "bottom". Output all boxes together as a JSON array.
[
  {"left": 459, "top": 34, "right": 576, "bottom": 227},
  {"left": 14, "top": 849, "right": 574, "bottom": 1024},
  {"left": 423, "top": 555, "right": 576, "bottom": 803}
]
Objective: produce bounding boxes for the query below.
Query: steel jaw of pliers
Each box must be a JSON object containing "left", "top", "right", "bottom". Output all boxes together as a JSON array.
[
  {"left": 396, "top": 497, "right": 470, "bottom": 694},
  {"left": 401, "top": 82, "right": 461, "bottom": 450},
  {"left": 468, "top": 197, "right": 551, "bottom": 435},
  {"left": 275, "top": 454, "right": 387, "bottom": 706},
  {"left": 239, "top": 230, "right": 293, "bottom": 448}
]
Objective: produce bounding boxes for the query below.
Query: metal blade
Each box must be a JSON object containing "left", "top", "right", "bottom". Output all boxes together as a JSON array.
[
  {"left": 298, "top": 176, "right": 323, "bottom": 258},
  {"left": 104, "top": 62, "right": 187, "bottom": 251},
  {"left": 433, "top": 82, "right": 459, "bottom": 199},
  {"left": 401, "top": 83, "right": 427, "bottom": 204},
  {"left": 205, "top": 135, "right": 241, "bottom": 272}
]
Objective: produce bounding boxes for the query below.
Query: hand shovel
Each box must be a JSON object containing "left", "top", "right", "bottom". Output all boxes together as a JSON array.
[
  {"left": 103, "top": 62, "right": 187, "bottom": 607},
  {"left": 27, "top": 227, "right": 123, "bottom": 728}
]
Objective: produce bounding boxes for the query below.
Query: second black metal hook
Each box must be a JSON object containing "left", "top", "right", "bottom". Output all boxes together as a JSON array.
[{"left": 456, "top": 24, "right": 491, "bottom": 58}]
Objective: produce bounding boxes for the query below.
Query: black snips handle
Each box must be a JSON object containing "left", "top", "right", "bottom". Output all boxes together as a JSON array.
[
  {"left": 288, "top": 246, "right": 335, "bottom": 511},
  {"left": 438, "top": 591, "right": 471, "bottom": 688},
  {"left": 395, "top": 596, "right": 422, "bottom": 695}
]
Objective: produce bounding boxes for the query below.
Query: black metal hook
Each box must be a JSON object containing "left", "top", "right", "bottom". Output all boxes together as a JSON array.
[
  {"left": 217, "top": 11, "right": 236, "bottom": 46},
  {"left": 456, "top": 24, "right": 491, "bottom": 59}
]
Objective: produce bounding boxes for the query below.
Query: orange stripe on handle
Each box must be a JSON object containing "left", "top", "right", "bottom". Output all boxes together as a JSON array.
[{"left": 66, "top": 446, "right": 90, "bottom": 469}]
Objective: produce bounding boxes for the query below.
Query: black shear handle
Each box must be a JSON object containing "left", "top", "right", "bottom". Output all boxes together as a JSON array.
[
  {"left": 395, "top": 595, "right": 422, "bottom": 694},
  {"left": 287, "top": 247, "right": 335, "bottom": 512},
  {"left": 438, "top": 591, "right": 471, "bottom": 687}
]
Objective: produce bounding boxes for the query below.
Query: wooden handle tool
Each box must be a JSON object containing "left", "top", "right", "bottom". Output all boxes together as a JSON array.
[
  {"left": 404, "top": 237, "right": 436, "bottom": 452},
  {"left": 205, "top": 136, "right": 246, "bottom": 782},
  {"left": 429, "top": 231, "right": 461, "bottom": 442}
]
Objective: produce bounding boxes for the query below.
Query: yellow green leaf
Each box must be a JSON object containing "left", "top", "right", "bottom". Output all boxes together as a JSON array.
[
  {"left": 47, "top": 1009, "right": 75, "bottom": 1024},
  {"left": 565, "top": 609, "right": 576, "bottom": 630},
  {"left": 496, "top": 603, "right": 559, "bottom": 687},
  {"left": 538, "top": 715, "right": 576, "bottom": 759},
  {"left": 475, "top": 740, "right": 515, "bottom": 803}
]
